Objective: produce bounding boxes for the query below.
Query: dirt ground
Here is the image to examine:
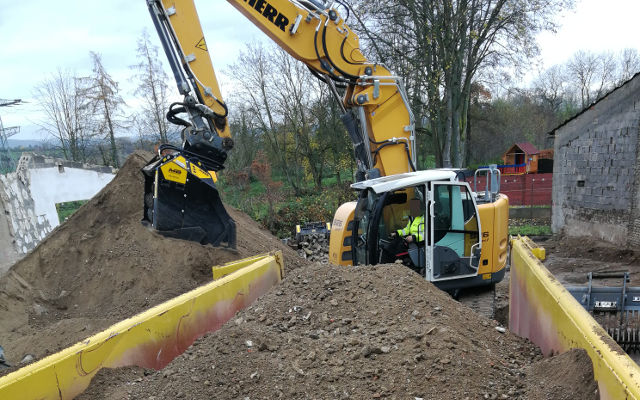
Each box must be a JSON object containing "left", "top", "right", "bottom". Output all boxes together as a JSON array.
[
  {"left": 540, "top": 235, "right": 640, "bottom": 286},
  {"left": 0, "top": 155, "right": 601, "bottom": 397},
  {"left": 525, "top": 348, "right": 598, "bottom": 400},
  {"left": 0, "top": 151, "right": 302, "bottom": 367},
  {"left": 79, "top": 262, "right": 594, "bottom": 400}
]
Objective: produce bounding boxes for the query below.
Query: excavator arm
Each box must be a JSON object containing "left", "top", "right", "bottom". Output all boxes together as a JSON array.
[
  {"left": 148, "top": 0, "right": 416, "bottom": 178},
  {"left": 142, "top": 0, "right": 417, "bottom": 249}
]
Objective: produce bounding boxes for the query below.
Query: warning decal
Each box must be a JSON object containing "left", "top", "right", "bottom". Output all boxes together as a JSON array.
[{"left": 195, "top": 37, "right": 207, "bottom": 51}]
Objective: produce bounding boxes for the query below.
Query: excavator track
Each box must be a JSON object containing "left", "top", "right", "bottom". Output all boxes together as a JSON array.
[{"left": 458, "top": 285, "right": 496, "bottom": 320}]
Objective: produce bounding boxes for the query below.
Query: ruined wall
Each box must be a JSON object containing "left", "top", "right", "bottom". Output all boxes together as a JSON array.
[
  {"left": 552, "top": 75, "right": 640, "bottom": 246},
  {"left": 0, "top": 153, "right": 115, "bottom": 273}
]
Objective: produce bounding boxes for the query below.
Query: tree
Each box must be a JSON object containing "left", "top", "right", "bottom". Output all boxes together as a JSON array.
[
  {"left": 88, "top": 52, "right": 125, "bottom": 167},
  {"left": 34, "top": 69, "right": 95, "bottom": 162},
  {"left": 131, "top": 30, "right": 171, "bottom": 143},
  {"left": 468, "top": 90, "right": 561, "bottom": 165},
  {"left": 355, "top": 0, "right": 574, "bottom": 167},
  {"left": 226, "top": 100, "right": 263, "bottom": 173},
  {"left": 567, "top": 50, "right": 617, "bottom": 108},
  {"left": 227, "top": 43, "right": 304, "bottom": 193},
  {"left": 227, "top": 42, "right": 352, "bottom": 191},
  {"left": 533, "top": 65, "right": 571, "bottom": 113},
  {"left": 618, "top": 48, "right": 640, "bottom": 84},
  {"left": 270, "top": 47, "right": 334, "bottom": 190}
]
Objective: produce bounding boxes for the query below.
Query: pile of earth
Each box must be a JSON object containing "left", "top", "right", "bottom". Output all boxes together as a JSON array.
[
  {"left": 542, "top": 234, "right": 640, "bottom": 286},
  {"left": 79, "top": 263, "right": 597, "bottom": 400},
  {"left": 0, "top": 151, "right": 303, "bottom": 366}
]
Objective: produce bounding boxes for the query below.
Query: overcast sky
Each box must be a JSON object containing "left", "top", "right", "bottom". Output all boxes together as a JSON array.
[{"left": 2, "top": 0, "right": 640, "bottom": 140}]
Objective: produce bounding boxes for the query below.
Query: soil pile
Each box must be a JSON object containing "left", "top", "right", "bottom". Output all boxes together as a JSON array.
[
  {"left": 525, "top": 348, "right": 598, "bottom": 400},
  {"left": 542, "top": 235, "right": 640, "bottom": 286},
  {"left": 81, "top": 263, "right": 554, "bottom": 399},
  {"left": 0, "top": 151, "right": 302, "bottom": 365}
]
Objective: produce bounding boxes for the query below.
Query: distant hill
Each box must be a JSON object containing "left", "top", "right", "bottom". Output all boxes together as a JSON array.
[{"left": 6, "top": 139, "right": 48, "bottom": 148}]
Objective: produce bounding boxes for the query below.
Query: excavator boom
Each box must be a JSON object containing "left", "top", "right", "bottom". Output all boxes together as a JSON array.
[{"left": 142, "top": 0, "right": 417, "bottom": 247}]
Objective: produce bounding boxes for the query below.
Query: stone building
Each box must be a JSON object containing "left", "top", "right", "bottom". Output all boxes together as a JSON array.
[
  {"left": 0, "top": 153, "right": 115, "bottom": 275},
  {"left": 551, "top": 73, "right": 640, "bottom": 246}
]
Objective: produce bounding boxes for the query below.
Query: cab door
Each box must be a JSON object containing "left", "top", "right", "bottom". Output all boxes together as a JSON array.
[{"left": 425, "top": 182, "right": 482, "bottom": 282}]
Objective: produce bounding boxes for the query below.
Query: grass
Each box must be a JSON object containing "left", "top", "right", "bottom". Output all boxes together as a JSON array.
[
  {"left": 55, "top": 200, "right": 88, "bottom": 223},
  {"left": 509, "top": 224, "right": 552, "bottom": 236}
]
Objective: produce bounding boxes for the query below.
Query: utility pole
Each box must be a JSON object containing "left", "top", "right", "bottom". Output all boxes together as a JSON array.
[{"left": 0, "top": 99, "right": 22, "bottom": 174}]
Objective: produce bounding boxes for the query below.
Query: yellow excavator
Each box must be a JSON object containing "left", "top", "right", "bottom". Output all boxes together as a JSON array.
[{"left": 142, "top": 0, "right": 509, "bottom": 292}]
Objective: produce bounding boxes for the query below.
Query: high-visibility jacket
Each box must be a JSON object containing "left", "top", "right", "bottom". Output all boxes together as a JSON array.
[{"left": 397, "top": 215, "right": 425, "bottom": 242}]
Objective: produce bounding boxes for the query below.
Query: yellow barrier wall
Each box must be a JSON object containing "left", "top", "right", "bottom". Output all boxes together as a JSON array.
[
  {"left": 0, "top": 252, "right": 283, "bottom": 400},
  {"left": 510, "top": 237, "right": 640, "bottom": 400}
]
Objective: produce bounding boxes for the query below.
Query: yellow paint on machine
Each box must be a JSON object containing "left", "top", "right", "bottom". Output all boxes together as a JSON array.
[
  {"left": 0, "top": 252, "right": 284, "bottom": 400},
  {"left": 189, "top": 162, "right": 212, "bottom": 179},
  {"left": 476, "top": 194, "right": 509, "bottom": 277},
  {"left": 161, "top": 0, "right": 230, "bottom": 138},
  {"left": 160, "top": 160, "right": 187, "bottom": 184},
  {"left": 510, "top": 236, "right": 640, "bottom": 400},
  {"left": 329, "top": 201, "right": 357, "bottom": 266}
]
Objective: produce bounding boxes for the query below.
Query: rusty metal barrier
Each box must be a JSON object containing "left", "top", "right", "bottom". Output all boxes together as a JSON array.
[
  {"left": 510, "top": 236, "right": 640, "bottom": 400},
  {"left": 0, "top": 251, "right": 283, "bottom": 399}
]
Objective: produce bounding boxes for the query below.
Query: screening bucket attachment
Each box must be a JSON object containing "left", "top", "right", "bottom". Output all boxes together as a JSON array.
[
  {"left": 142, "top": 152, "right": 236, "bottom": 248},
  {"left": 568, "top": 272, "right": 640, "bottom": 352}
]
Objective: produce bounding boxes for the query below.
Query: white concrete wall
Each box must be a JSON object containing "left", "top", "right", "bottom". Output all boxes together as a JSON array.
[
  {"left": 29, "top": 167, "right": 115, "bottom": 228},
  {"left": 0, "top": 153, "right": 116, "bottom": 269}
]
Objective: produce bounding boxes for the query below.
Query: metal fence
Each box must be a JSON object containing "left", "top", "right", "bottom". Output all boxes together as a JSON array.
[{"left": 466, "top": 173, "right": 552, "bottom": 206}]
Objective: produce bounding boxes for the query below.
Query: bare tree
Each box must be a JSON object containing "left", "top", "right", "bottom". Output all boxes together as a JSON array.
[
  {"left": 567, "top": 50, "right": 616, "bottom": 108},
  {"left": 533, "top": 65, "right": 571, "bottom": 113},
  {"left": 87, "top": 52, "right": 125, "bottom": 167},
  {"left": 618, "top": 48, "right": 640, "bottom": 83},
  {"left": 270, "top": 47, "right": 334, "bottom": 189},
  {"left": 355, "top": 0, "right": 574, "bottom": 167},
  {"left": 131, "top": 30, "right": 171, "bottom": 143},
  {"left": 33, "top": 69, "right": 95, "bottom": 162},
  {"left": 226, "top": 100, "right": 263, "bottom": 172},
  {"left": 227, "top": 43, "right": 304, "bottom": 193},
  {"left": 227, "top": 42, "right": 352, "bottom": 191}
]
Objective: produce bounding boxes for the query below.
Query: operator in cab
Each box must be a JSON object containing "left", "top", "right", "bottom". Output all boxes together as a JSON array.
[{"left": 390, "top": 198, "right": 425, "bottom": 244}]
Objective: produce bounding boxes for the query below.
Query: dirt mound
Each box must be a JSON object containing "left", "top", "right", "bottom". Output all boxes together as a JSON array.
[
  {"left": 0, "top": 151, "right": 302, "bottom": 365},
  {"left": 525, "top": 348, "right": 598, "bottom": 400},
  {"left": 542, "top": 234, "right": 640, "bottom": 286},
  {"left": 81, "top": 263, "right": 547, "bottom": 399},
  {"left": 544, "top": 235, "right": 640, "bottom": 263}
]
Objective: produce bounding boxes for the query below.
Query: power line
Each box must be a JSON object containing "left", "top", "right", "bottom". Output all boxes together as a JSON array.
[{"left": 0, "top": 99, "right": 23, "bottom": 173}]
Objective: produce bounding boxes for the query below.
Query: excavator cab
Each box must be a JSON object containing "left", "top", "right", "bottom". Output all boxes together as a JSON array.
[
  {"left": 350, "top": 171, "right": 484, "bottom": 290},
  {"left": 428, "top": 182, "right": 482, "bottom": 284}
]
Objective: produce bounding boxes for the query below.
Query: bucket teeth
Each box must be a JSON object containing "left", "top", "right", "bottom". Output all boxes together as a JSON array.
[{"left": 595, "top": 310, "right": 640, "bottom": 353}]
